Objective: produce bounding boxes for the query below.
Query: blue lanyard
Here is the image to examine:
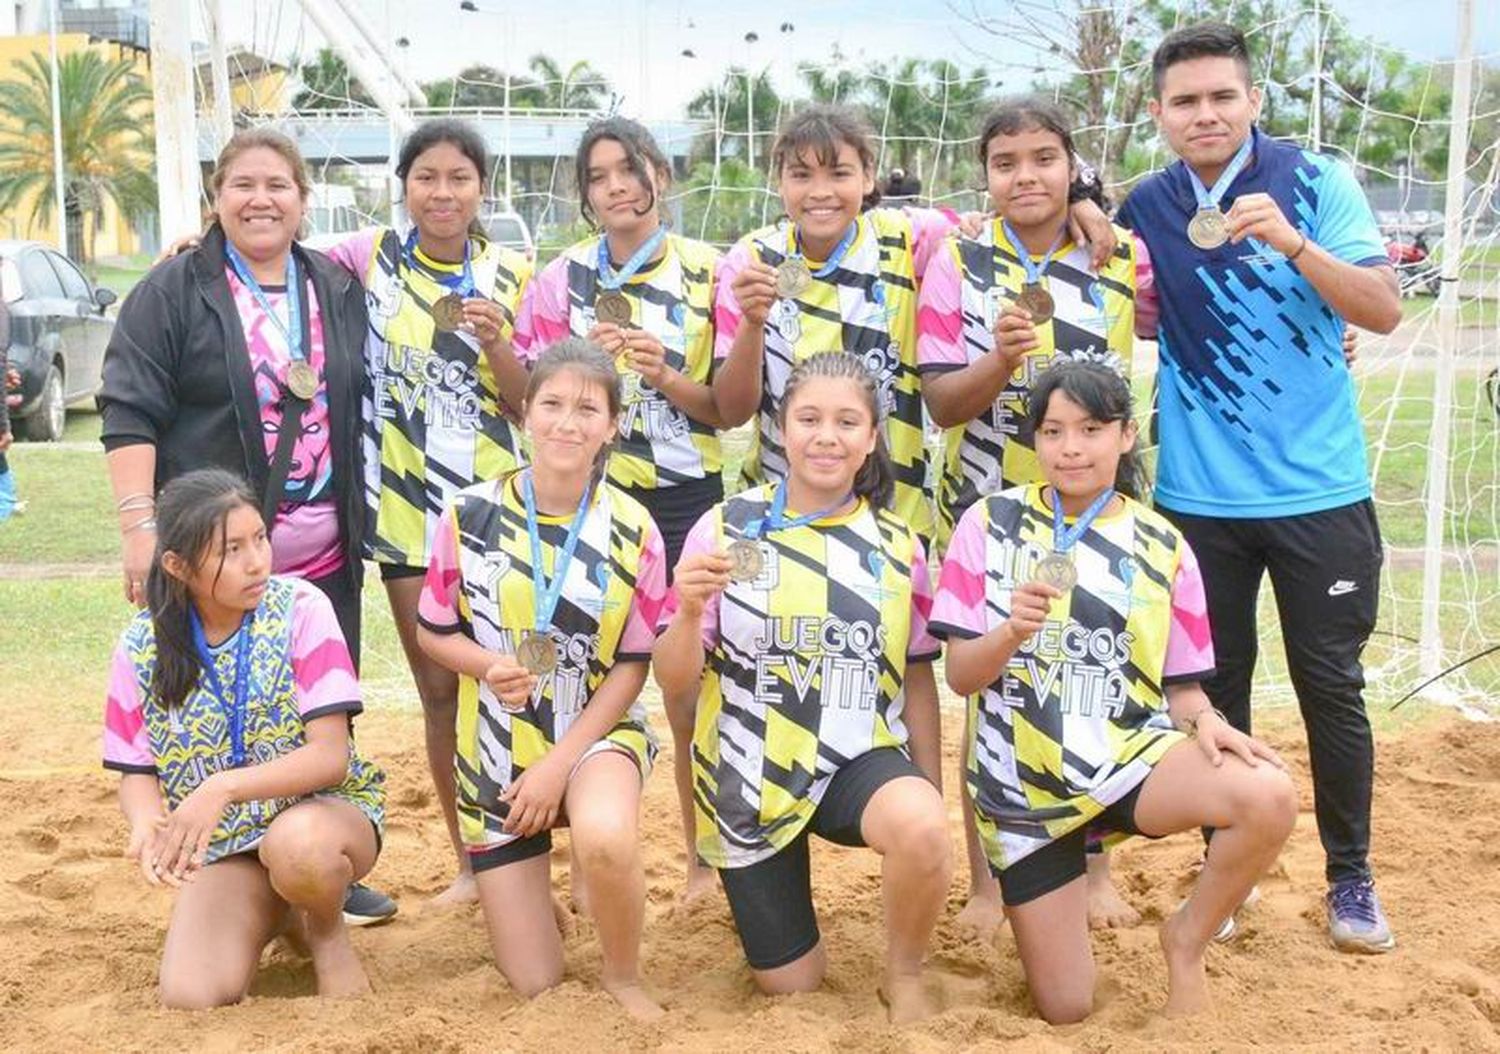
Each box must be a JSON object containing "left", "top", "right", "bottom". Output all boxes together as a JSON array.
[
  {"left": 403, "top": 229, "right": 476, "bottom": 296},
  {"left": 522, "top": 471, "right": 594, "bottom": 635},
  {"left": 189, "top": 608, "right": 255, "bottom": 768},
  {"left": 1051, "top": 486, "right": 1116, "bottom": 553},
  {"left": 787, "top": 219, "right": 859, "bottom": 279},
  {"left": 225, "top": 245, "right": 303, "bottom": 362},
  {"left": 1188, "top": 135, "right": 1254, "bottom": 212},
  {"left": 597, "top": 227, "right": 667, "bottom": 291},
  {"left": 1001, "top": 219, "right": 1066, "bottom": 286},
  {"left": 743, "top": 482, "right": 854, "bottom": 541}
]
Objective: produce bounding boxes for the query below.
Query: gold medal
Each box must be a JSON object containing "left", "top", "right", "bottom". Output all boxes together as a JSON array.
[
  {"left": 285, "top": 361, "right": 319, "bottom": 402},
  {"left": 595, "top": 290, "right": 633, "bottom": 327},
  {"left": 1187, "top": 208, "right": 1229, "bottom": 250},
  {"left": 1034, "top": 552, "right": 1078, "bottom": 593},
  {"left": 432, "top": 292, "right": 467, "bottom": 332},
  {"left": 516, "top": 633, "right": 558, "bottom": 676},
  {"left": 775, "top": 258, "right": 813, "bottom": 300},
  {"left": 726, "top": 539, "right": 765, "bottom": 584},
  {"left": 1015, "top": 283, "right": 1055, "bottom": 324}
]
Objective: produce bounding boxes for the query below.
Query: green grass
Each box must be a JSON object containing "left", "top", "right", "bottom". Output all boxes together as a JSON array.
[
  {"left": 0, "top": 437, "right": 115, "bottom": 563},
  {"left": 88, "top": 254, "right": 151, "bottom": 300},
  {"left": 1400, "top": 293, "right": 1500, "bottom": 328}
]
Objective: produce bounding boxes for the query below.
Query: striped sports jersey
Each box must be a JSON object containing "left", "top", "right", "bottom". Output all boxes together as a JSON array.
[
  {"left": 102, "top": 578, "right": 386, "bottom": 863},
  {"left": 715, "top": 208, "right": 957, "bottom": 542},
  {"left": 929, "top": 484, "right": 1214, "bottom": 871},
  {"left": 513, "top": 232, "right": 723, "bottom": 489},
  {"left": 418, "top": 473, "right": 665, "bottom": 853},
  {"left": 666, "top": 485, "right": 941, "bottom": 869},
  {"left": 337, "top": 228, "right": 532, "bottom": 569},
  {"left": 917, "top": 221, "right": 1140, "bottom": 547}
]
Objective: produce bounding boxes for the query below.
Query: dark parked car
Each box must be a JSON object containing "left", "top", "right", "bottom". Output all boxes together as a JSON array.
[{"left": 0, "top": 240, "right": 116, "bottom": 441}]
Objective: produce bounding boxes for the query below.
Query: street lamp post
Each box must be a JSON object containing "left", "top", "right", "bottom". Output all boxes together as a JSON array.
[{"left": 48, "top": 0, "right": 66, "bottom": 256}]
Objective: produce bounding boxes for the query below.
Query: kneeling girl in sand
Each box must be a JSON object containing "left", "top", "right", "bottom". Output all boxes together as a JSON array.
[
  {"left": 416, "top": 339, "right": 667, "bottom": 1019},
  {"left": 930, "top": 360, "right": 1296, "bottom": 1022},
  {"left": 654, "top": 351, "right": 951, "bottom": 1024},
  {"left": 103, "top": 468, "right": 386, "bottom": 1007}
]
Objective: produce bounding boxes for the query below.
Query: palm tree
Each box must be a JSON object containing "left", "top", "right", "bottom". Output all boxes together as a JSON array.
[
  {"left": 518, "top": 55, "right": 610, "bottom": 111},
  {"left": 292, "top": 47, "right": 374, "bottom": 110},
  {"left": 686, "top": 68, "right": 782, "bottom": 171},
  {"left": 0, "top": 50, "right": 155, "bottom": 264}
]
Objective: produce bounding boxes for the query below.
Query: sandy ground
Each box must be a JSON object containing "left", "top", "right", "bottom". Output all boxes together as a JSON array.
[{"left": 2, "top": 698, "right": 1498, "bottom": 1053}]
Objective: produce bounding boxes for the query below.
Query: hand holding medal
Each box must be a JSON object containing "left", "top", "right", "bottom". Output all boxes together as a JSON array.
[
  {"left": 732, "top": 258, "right": 779, "bottom": 326},
  {"left": 671, "top": 550, "right": 734, "bottom": 617},
  {"left": 408, "top": 230, "right": 481, "bottom": 333},
  {"left": 484, "top": 656, "right": 537, "bottom": 712},
  {"left": 1002, "top": 218, "right": 1065, "bottom": 326},
  {"left": 992, "top": 300, "right": 1041, "bottom": 371}
]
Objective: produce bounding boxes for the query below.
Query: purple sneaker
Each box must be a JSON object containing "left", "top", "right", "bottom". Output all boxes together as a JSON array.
[{"left": 1326, "top": 878, "right": 1395, "bottom": 953}]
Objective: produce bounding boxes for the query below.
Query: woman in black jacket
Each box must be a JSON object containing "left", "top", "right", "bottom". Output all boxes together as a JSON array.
[{"left": 100, "top": 129, "right": 367, "bottom": 651}]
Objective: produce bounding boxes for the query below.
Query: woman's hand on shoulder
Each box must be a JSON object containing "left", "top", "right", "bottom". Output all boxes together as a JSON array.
[{"left": 154, "top": 232, "right": 202, "bottom": 266}]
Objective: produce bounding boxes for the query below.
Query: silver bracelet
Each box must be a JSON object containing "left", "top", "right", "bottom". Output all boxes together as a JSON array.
[
  {"left": 116, "top": 492, "right": 156, "bottom": 513},
  {"left": 123, "top": 515, "right": 158, "bottom": 534},
  {"left": 1177, "top": 705, "right": 1227, "bottom": 735}
]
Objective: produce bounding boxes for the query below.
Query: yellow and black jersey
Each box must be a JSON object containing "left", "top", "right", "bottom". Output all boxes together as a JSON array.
[
  {"left": 360, "top": 228, "right": 532, "bottom": 568},
  {"left": 737, "top": 210, "right": 934, "bottom": 540},
  {"left": 687, "top": 484, "right": 940, "bottom": 869}
]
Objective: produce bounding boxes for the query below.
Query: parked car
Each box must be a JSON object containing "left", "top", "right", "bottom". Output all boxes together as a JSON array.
[
  {"left": 482, "top": 207, "right": 535, "bottom": 262},
  {"left": 0, "top": 241, "right": 116, "bottom": 441}
]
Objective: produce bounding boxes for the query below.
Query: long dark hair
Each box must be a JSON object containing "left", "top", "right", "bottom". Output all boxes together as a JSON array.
[
  {"left": 147, "top": 469, "right": 261, "bottom": 710},
  {"left": 1027, "top": 359, "right": 1145, "bottom": 500},
  {"left": 777, "top": 350, "right": 895, "bottom": 510},
  {"left": 396, "top": 118, "right": 491, "bottom": 238},
  {"left": 771, "top": 104, "right": 883, "bottom": 212},
  {"left": 575, "top": 116, "right": 672, "bottom": 228},
  {"left": 523, "top": 338, "right": 622, "bottom": 490}
]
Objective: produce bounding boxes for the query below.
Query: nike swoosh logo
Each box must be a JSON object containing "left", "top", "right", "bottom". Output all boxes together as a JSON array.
[{"left": 1327, "top": 580, "right": 1359, "bottom": 597}]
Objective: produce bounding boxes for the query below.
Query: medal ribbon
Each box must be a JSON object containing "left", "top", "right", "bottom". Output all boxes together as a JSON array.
[
  {"left": 785, "top": 219, "right": 859, "bottom": 279},
  {"left": 1187, "top": 134, "right": 1254, "bottom": 214},
  {"left": 743, "top": 482, "right": 854, "bottom": 541},
  {"left": 1051, "top": 486, "right": 1116, "bottom": 554},
  {"left": 597, "top": 226, "right": 667, "bottom": 291},
  {"left": 522, "top": 471, "right": 595, "bottom": 636},
  {"left": 189, "top": 609, "right": 255, "bottom": 768},
  {"left": 1000, "top": 218, "right": 1066, "bottom": 287},
  {"left": 225, "top": 244, "right": 304, "bottom": 363},
  {"left": 403, "top": 229, "right": 476, "bottom": 297}
]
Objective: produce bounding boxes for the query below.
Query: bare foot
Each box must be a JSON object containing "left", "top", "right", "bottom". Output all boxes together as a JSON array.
[
  {"left": 1159, "top": 910, "right": 1211, "bottom": 1018},
  {"left": 426, "top": 869, "right": 478, "bottom": 910},
  {"left": 880, "top": 972, "right": 936, "bottom": 1026},
  {"left": 678, "top": 864, "right": 717, "bottom": 905},
  {"left": 954, "top": 892, "right": 1006, "bottom": 941},
  {"left": 552, "top": 893, "right": 576, "bottom": 937},
  {"left": 602, "top": 978, "right": 665, "bottom": 1021},
  {"left": 305, "top": 916, "right": 372, "bottom": 999},
  {"left": 1087, "top": 854, "right": 1141, "bottom": 930}
]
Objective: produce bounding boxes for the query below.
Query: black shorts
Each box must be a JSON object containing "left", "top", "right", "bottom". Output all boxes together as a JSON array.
[
  {"left": 719, "top": 747, "right": 926, "bottom": 971},
  {"left": 377, "top": 561, "right": 427, "bottom": 583},
  {"left": 621, "top": 475, "right": 723, "bottom": 581},
  {"left": 469, "top": 831, "right": 553, "bottom": 873},
  {"left": 995, "top": 783, "right": 1154, "bottom": 907}
]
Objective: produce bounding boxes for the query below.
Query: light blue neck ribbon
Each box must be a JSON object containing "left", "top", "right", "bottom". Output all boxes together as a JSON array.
[
  {"left": 743, "top": 482, "right": 854, "bottom": 541},
  {"left": 790, "top": 219, "right": 859, "bottom": 279},
  {"left": 1187, "top": 134, "right": 1254, "bottom": 213},
  {"left": 225, "top": 244, "right": 303, "bottom": 362},
  {"left": 1051, "top": 486, "right": 1116, "bottom": 553},
  {"left": 521, "top": 471, "right": 594, "bottom": 635},
  {"left": 403, "top": 229, "right": 476, "bottom": 296},
  {"left": 597, "top": 226, "right": 667, "bottom": 291},
  {"left": 1001, "top": 219, "right": 1066, "bottom": 285},
  {"left": 189, "top": 609, "right": 255, "bottom": 768}
]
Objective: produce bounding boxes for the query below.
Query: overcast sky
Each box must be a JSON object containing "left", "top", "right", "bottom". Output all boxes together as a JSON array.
[{"left": 209, "top": 1, "right": 1499, "bottom": 121}]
